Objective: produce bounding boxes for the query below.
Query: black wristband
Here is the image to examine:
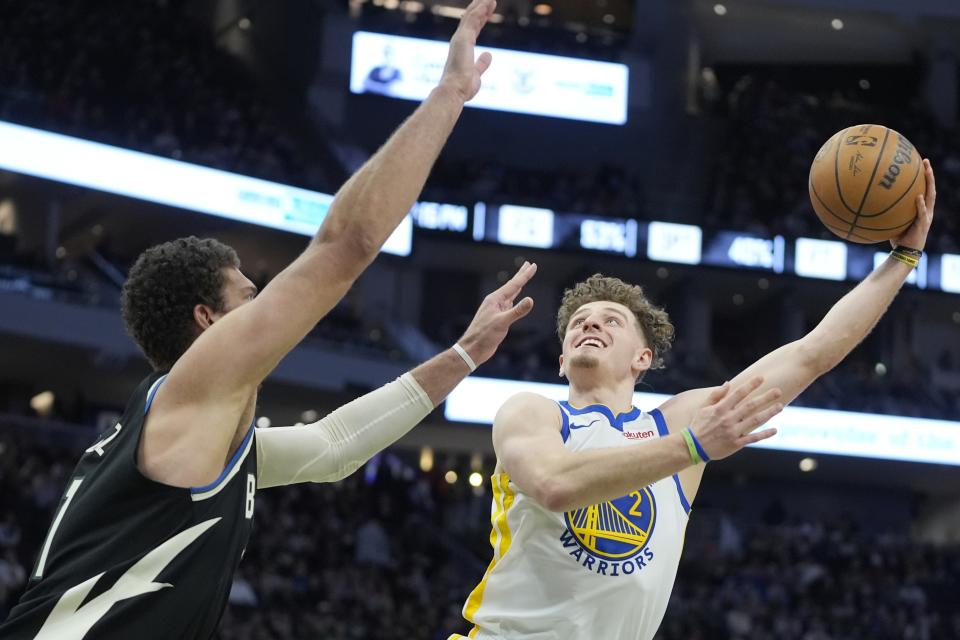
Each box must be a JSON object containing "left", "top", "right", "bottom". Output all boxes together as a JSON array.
[{"left": 895, "top": 245, "right": 923, "bottom": 257}]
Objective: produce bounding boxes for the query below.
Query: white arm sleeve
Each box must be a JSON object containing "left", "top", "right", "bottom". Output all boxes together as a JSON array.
[{"left": 254, "top": 373, "right": 434, "bottom": 488}]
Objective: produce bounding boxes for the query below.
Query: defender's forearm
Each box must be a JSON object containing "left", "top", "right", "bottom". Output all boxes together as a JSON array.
[
  {"left": 315, "top": 85, "right": 464, "bottom": 252},
  {"left": 256, "top": 373, "right": 434, "bottom": 488},
  {"left": 410, "top": 347, "right": 474, "bottom": 407}
]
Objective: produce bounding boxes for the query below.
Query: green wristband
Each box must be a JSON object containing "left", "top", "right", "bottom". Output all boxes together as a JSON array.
[{"left": 681, "top": 428, "right": 703, "bottom": 465}]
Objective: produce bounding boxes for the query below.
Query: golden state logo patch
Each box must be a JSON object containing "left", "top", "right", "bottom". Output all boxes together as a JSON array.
[{"left": 560, "top": 487, "right": 656, "bottom": 576}]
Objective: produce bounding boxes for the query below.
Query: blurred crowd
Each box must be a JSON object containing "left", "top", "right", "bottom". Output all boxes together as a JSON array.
[
  {"left": 217, "top": 456, "right": 488, "bottom": 640},
  {"left": 0, "top": 0, "right": 329, "bottom": 191},
  {"left": 663, "top": 511, "right": 960, "bottom": 640},
  {"left": 1, "top": 426, "right": 959, "bottom": 639}
]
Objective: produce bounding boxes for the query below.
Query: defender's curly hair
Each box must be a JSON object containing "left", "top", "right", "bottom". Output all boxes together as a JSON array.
[
  {"left": 121, "top": 236, "right": 239, "bottom": 371},
  {"left": 556, "top": 274, "right": 675, "bottom": 371}
]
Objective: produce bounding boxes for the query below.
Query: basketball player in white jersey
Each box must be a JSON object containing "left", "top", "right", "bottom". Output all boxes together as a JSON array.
[{"left": 453, "top": 160, "right": 937, "bottom": 640}]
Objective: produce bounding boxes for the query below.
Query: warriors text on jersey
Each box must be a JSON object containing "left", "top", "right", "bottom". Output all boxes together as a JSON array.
[
  {"left": 0, "top": 372, "right": 258, "bottom": 640},
  {"left": 453, "top": 402, "right": 690, "bottom": 640}
]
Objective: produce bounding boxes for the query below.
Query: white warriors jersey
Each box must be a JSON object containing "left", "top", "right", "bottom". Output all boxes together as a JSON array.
[{"left": 452, "top": 401, "right": 691, "bottom": 640}]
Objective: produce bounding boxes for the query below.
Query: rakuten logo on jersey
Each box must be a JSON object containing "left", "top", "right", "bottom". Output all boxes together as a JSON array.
[{"left": 623, "top": 429, "right": 655, "bottom": 441}]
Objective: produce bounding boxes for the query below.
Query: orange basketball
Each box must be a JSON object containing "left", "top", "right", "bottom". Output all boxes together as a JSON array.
[{"left": 808, "top": 124, "right": 925, "bottom": 244}]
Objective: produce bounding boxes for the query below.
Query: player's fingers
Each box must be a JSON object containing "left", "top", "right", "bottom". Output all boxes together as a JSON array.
[
  {"left": 508, "top": 296, "right": 534, "bottom": 322},
  {"left": 458, "top": 0, "right": 496, "bottom": 39},
  {"left": 730, "top": 387, "right": 782, "bottom": 424},
  {"left": 475, "top": 51, "right": 493, "bottom": 76},
  {"left": 458, "top": 0, "right": 486, "bottom": 25},
  {"left": 706, "top": 381, "right": 731, "bottom": 405},
  {"left": 492, "top": 296, "right": 533, "bottom": 330},
  {"left": 718, "top": 376, "right": 764, "bottom": 411},
  {"left": 737, "top": 402, "right": 784, "bottom": 435},
  {"left": 739, "top": 427, "right": 778, "bottom": 447},
  {"left": 497, "top": 262, "right": 537, "bottom": 302},
  {"left": 923, "top": 158, "right": 936, "bottom": 214}
]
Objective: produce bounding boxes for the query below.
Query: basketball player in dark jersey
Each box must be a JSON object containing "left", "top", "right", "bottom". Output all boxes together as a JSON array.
[{"left": 0, "top": 1, "right": 516, "bottom": 637}]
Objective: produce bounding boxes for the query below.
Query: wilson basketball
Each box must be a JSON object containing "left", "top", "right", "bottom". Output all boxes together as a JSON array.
[{"left": 808, "top": 124, "right": 925, "bottom": 243}]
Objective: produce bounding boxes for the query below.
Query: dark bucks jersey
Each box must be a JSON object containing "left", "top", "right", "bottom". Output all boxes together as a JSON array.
[{"left": 1, "top": 372, "right": 257, "bottom": 639}]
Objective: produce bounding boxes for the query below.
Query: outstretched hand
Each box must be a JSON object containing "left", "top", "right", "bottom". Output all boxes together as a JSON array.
[
  {"left": 892, "top": 158, "right": 936, "bottom": 252},
  {"left": 439, "top": 0, "right": 497, "bottom": 102},
  {"left": 458, "top": 261, "right": 537, "bottom": 368},
  {"left": 689, "top": 376, "right": 784, "bottom": 461}
]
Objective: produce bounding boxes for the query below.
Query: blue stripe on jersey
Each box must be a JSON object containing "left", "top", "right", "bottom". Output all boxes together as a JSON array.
[
  {"left": 559, "top": 401, "right": 641, "bottom": 432},
  {"left": 649, "top": 408, "right": 691, "bottom": 514},
  {"left": 672, "top": 475, "right": 691, "bottom": 514},
  {"left": 191, "top": 422, "right": 255, "bottom": 494},
  {"left": 649, "top": 408, "right": 669, "bottom": 437},
  {"left": 144, "top": 374, "right": 168, "bottom": 415},
  {"left": 559, "top": 405, "right": 571, "bottom": 443}
]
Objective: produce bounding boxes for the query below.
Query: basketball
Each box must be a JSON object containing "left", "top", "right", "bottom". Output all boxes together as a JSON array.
[{"left": 808, "top": 124, "right": 925, "bottom": 244}]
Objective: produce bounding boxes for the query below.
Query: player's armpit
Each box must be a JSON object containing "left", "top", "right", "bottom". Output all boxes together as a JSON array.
[
  {"left": 656, "top": 389, "right": 711, "bottom": 504},
  {"left": 659, "top": 379, "right": 783, "bottom": 503},
  {"left": 255, "top": 373, "right": 433, "bottom": 489}
]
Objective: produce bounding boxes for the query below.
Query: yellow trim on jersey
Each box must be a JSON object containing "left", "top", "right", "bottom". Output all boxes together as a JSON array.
[{"left": 455, "top": 473, "right": 517, "bottom": 639}]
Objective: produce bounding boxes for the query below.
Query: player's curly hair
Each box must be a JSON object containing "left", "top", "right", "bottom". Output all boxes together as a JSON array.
[
  {"left": 556, "top": 274, "right": 675, "bottom": 371},
  {"left": 121, "top": 236, "right": 240, "bottom": 371}
]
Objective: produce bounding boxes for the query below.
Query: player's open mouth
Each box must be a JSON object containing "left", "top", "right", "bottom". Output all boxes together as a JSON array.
[{"left": 576, "top": 337, "right": 606, "bottom": 349}]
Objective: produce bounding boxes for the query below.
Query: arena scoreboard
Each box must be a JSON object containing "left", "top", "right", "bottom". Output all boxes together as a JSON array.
[
  {"left": 469, "top": 200, "right": 956, "bottom": 292},
  {"left": 2, "top": 119, "right": 959, "bottom": 293}
]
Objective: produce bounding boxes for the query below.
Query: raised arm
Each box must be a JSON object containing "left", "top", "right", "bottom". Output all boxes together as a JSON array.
[
  {"left": 726, "top": 159, "right": 936, "bottom": 406},
  {"left": 660, "top": 161, "right": 935, "bottom": 504},
  {"left": 256, "top": 262, "right": 536, "bottom": 488},
  {"left": 411, "top": 261, "right": 536, "bottom": 405},
  {"left": 167, "top": 0, "right": 498, "bottom": 401},
  {"left": 495, "top": 379, "right": 781, "bottom": 513},
  {"left": 144, "top": 0, "right": 499, "bottom": 486}
]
